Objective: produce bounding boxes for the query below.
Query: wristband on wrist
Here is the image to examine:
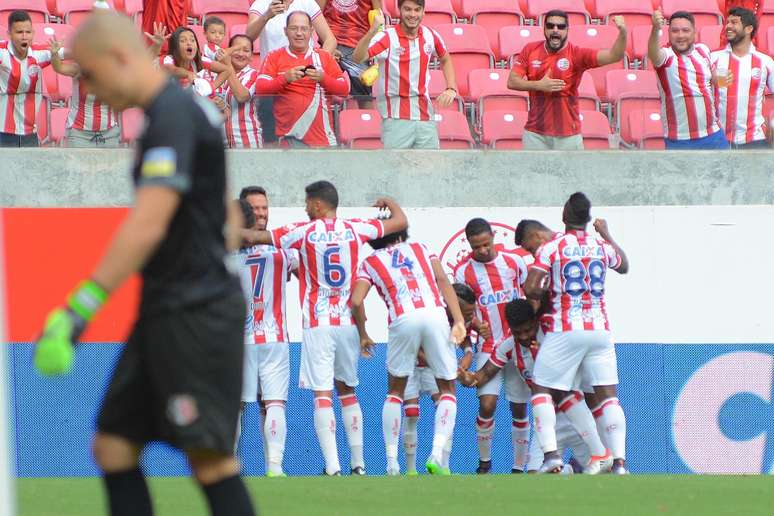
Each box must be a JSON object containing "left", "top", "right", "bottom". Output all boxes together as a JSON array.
[
  {"left": 66, "top": 279, "right": 108, "bottom": 322},
  {"left": 445, "top": 87, "right": 458, "bottom": 95}
]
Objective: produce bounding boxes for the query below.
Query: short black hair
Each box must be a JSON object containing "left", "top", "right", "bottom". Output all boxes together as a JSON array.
[
  {"left": 8, "top": 10, "right": 31, "bottom": 27},
  {"left": 369, "top": 230, "right": 408, "bottom": 250},
  {"left": 464, "top": 218, "right": 492, "bottom": 239},
  {"left": 239, "top": 185, "right": 267, "bottom": 200},
  {"left": 229, "top": 34, "right": 251, "bottom": 48},
  {"left": 286, "top": 10, "right": 312, "bottom": 27},
  {"left": 728, "top": 7, "right": 758, "bottom": 37},
  {"left": 514, "top": 219, "right": 550, "bottom": 246},
  {"left": 543, "top": 9, "right": 569, "bottom": 25},
  {"left": 453, "top": 283, "right": 476, "bottom": 305},
  {"left": 398, "top": 0, "right": 425, "bottom": 7},
  {"left": 504, "top": 299, "right": 535, "bottom": 327},
  {"left": 565, "top": 192, "right": 591, "bottom": 226},
  {"left": 238, "top": 198, "right": 255, "bottom": 229},
  {"left": 669, "top": 11, "right": 695, "bottom": 26},
  {"left": 305, "top": 180, "right": 339, "bottom": 209},
  {"left": 203, "top": 16, "right": 226, "bottom": 31}
]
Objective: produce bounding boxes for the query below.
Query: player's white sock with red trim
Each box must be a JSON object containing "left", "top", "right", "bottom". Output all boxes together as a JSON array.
[
  {"left": 441, "top": 431, "right": 453, "bottom": 469},
  {"left": 339, "top": 394, "right": 365, "bottom": 470},
  {"left": 403, "top": 404, "right": 419, "bottom": 473},
  {"left": 512, "top": 418, "right": 530, "bottom": 470},
  {"left": 597, "top": 397, "right": 626, "bottom": 460},
  {"left": 431, "top": 394, "right": 457, "bottom": 461},
  {"left": 382, "top": 395, "right": 402, "bottom": 472},
  {"left": 264, "top": 402, "right": 286, "bottom": 475},
  {"left": 314, "top": 397, "right": 341, "bottom": 474},
  {"left": 591, "top": 403, "right": 610, "bottom": 449},
  {"left": 476, "top": 415, "right": 494, "bottom": 462},
  {"left": 531, "top": 394, "right": 558, "bottom": 452},
  {"left": 559, "top": 392, "right": 607, "bottom": 457}
]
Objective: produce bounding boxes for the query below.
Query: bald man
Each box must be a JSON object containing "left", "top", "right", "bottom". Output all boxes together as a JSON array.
[{"left": 34, "top": 12, "right": 256, "bottom": 516}]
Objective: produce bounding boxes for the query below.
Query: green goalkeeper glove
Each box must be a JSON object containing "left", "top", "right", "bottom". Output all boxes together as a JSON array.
[{"left": 34, "top": 279, "right": 108, "bottom": 376}]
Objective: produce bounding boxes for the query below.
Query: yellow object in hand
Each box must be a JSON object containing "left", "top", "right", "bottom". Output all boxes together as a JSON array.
[
  {"left": 368, "top": 9, "right": 384, "bottom": 31},
  {"left": 360, "top": 64, "right": 379, "bottom": 87}
]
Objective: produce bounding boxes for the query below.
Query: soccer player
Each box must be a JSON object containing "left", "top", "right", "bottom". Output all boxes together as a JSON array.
[
  {"left": 507, "top": 10, "right": 627, "bottom": 150},
  {"left": 514, "top": 219, "right": 557, "bottom": 256},
  {"left": 203, "top": 16, "right": 227, "bottom": 61},
  {"left": 454, "top": 218, "right": 533, "bottom": 474},
  {"left": 240, "top": 185, "right": 269, "bottom": 231},
  {"left": 649, "top": 10, "right": 729, "bottom": 150},
  {"left": 712, "top": 7, "right": 774, "bottom": 149},
  {"left": 242, "top": 181, "right": 408, "bottom": 475},
  {"left": 33, "top": 12, "right": 255, "bottom": 516},
  {"left": 351, "top": 229, "right": 465, "bottom": 475},
  {"left": 524, "top": 192, "right": 630, "bottom": 475}
]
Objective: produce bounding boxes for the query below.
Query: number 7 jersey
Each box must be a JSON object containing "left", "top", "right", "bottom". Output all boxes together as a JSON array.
[
  {"left": 531, "top": 229, "right": 623, "bottom": 333},
  {"left": 272, "top": 218, "right": 384, "bottom": 328}
]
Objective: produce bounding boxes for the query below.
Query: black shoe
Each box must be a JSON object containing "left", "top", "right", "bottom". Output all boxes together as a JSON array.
[
  {"left": 322, "top": 469, "right": 342, "bottom": 476},
  {"left": 511, "top": 468, "right": 525, "bottom": 474},
  {"left": 476, "top": 460, "right": 492, "bottom": 474},
  {"left": 351, "top": 466, "right": 366, "bottom": 476}
]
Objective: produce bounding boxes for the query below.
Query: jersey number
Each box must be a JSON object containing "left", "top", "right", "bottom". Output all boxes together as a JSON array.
[
  {"left": 323, "top": 247, "right": 346, "bottom": 287},
  {"left": 561, "top": 259, "right": 605, "bottom": 298},
  {"left": 246, "top": 256, "right": 267, "bottom": 299},
  {"left": 391, "top": 250, "right": 414, "bottom": 270}
]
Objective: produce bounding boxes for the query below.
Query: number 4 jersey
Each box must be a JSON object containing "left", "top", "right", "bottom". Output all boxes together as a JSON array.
[
  {"left": 531, "top": 229, "right": 623, "bottom": 333},
  {"left": 272, "top": 218, "right": 384, "bottom": 328}
]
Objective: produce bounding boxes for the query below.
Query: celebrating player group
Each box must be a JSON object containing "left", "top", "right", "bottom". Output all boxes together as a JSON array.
[{"left": 238, "top": 182, "right": 630, "bottom": 477}]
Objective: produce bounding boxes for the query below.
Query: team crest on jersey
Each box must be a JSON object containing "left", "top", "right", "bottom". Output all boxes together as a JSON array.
[
  {"left": 438, "top": 222, "right": 516, "bottom": 274},
  {"left": 333, "top": 0, "right": 359, "bottom": 13},
  {"left": 752, "top": 67, "right": 762, "bottom": 80},
  {"left": 27, "top": 65, "right": 40, "bottom": 78},
  {"left": 557, "top": 58, "right": 570, "bottom": 71},
  {"left": 395, "top": 46, "right": 406, "bottom": 57},
  {"left": 424, "top": 43, "right": 434, "bottom": 55}
]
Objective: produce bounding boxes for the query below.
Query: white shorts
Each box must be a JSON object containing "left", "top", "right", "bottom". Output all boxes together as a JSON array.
[
  {"left": 387, "top": 308, "right": 457, "bottom": 381},
  {"left": 241, "top": 342, "right": 289, "bottom": 402},
  {"left": 533, "top": 330, "right": 619, "bottom": 392},
  {"left": 526, "top": 412, "right": 590, "bottom": 471},
  {"left": 299, "top": 325, "right": 360, "bottom": 391},
  {"left": 404, "top": 366, "right": 439, "bottom": 400},
  {"left": 475, "top": 351, "right": 531, "bottom": 404}
]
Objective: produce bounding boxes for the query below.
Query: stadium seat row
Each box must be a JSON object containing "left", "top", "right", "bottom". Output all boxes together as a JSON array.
[{"left": 1, "top": 0, "right": 143, "bottom": 25}]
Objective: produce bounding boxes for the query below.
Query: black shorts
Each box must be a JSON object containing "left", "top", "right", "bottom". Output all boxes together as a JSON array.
[{"left": 97, "top": 292, "right": 245, "bottom": 455}]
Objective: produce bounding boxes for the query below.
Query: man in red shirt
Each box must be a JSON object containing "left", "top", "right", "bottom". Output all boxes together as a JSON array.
[
  {"left": 507, "top": 10, "right": 627, "bottom": 150},
  {"left": 255, "top": 11, "right": 350, "bottom": 148}
]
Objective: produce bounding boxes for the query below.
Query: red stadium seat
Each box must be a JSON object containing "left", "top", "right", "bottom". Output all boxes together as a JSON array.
[
  {"left": 429, "top": 69, "right": 464, "bottom": 112},
  {"left": 386, "top": 0, "right": 456, "bottom": 25},
  {"left": 230, "top": 24, "right": 261, "bottom": 55},
  {"left": 661, "top": 0, "right": 722, "bottom": 30},
  {"left": 578, "top": 71, "right": 600, "bottom": 111},
  {"left": 31, "top": 23, "right": 75, "bottom": 46},
  {"left": 594, "top": 0, "right": 653, "bottom": 29},
  {"left": 760, "top": 10, "right": 774, "bottom": 54},
  {"left": 187, "top": 24, "right": 207, "bottom": 48},
  {"left": 462, "top": 0, "right": 524, "bottom": 59},
  {"left": 435, "top": 110, "right": 475, "bottom": 148},
  {"left": 481, "top": 109, "right": 528, "bottom": 149},
  {"left": 49, "top": 105, "right": 68, "bottom": 146},
  {"left": 338, "top": 109, "right": 383, "bottom": 149},
  {"left": 1, "top": 1, "right": 49, "bottom": 24},
  {"left": 625, "top": 108, "right": 665, "bottom": 148},
  {"left": 56, "top": 0, "right": 116, "bottom": 26},
  {"left": 526, "top": 0, "right": 591, "bottom": 26},
  {"left": 432, "top": 24, "right": 495, "bottom": 98},
  {"left": 501, "top": 25, "right": 545, "bottom": 67},
  {"left": 56, "top": 73, "right": 73, "bottom": 103},
  {"left": 36, "top": 97, "right": 50, "bottom": 144},
  {"left": 568, "top": 24, "right": 627, "bottom": 99},
  {"left": 120, "top": 108, "right": 145, "bottom": 145},
  {"left": 579, "top": 110, "right": 612, "bottom": 149},
  {"left": 468, "top": 68, "right": 529, "bottom": 132},
  {"left": 605, "top": 69, "right": 660, "bottom": 132},
  {"left": 631, "top": 25, "right": 668, "bottom": 67},
  {"left": 698, "top": 25, "right": 723, "bottom": 51},
  {"left": 191, "top": 0, "right": 249, "bottom": 28},
  {"left": 42, "top": 66, "right": 63, "bottom": 104}
]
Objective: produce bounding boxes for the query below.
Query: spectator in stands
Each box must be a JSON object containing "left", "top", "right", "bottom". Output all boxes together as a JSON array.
[
  {"left": 203, "top": 16, "right": 227, "bottom": 61},
  {"left": 320, "top": 0, "right": 382, "bottom": 108},
  {"left": 160, "top": 27, "right": 229, "bottom": 89},
  {"left": 0, "top": 10, "right": 65, "bottom": 147},
  {"left": 712, "top": 7, "right": 774, "bottom": 149},
  {"left": 507, "top": 10, "right": 627, "bottom": 150},
  {"left": 255, "top": 12, "right": 349, "bottom": 148},
  {"left": 246, "top": 0, "right": 338, "bottom": 144},
  {"left": 352, "top": 0, "right": 457, "bottom": 149},
  {"left": 722, "top": 1, "right": 763, "bottom": 47},
  {"left": 221, "top": 34, "right": 264, "bottom": 148},
  {"left": 649, "top": 10, "right": 729, "bottom": 150}
]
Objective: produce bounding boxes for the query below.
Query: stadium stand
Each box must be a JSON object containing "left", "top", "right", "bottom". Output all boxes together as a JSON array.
[
  {"left": 189, "top": 0, "right": 249, "bottom": 27},
  {"left": 578, "top": 71, "right": 600, "bottom": 111},
  {"left": 119, "top": 108, "right": 144, "bottom": 146},
  {"left": 385, "top": 0, "right": 457, "bottom": 25},
  {"left": 462, "top": 0, "right": 524, "bottom": 57},
  {"left": 624, "top": 108, "right": 666, "bottom": 149},
  {"left": 501, "top": 25, "right": 545, "bottom": 66},
  {"left": 480, "top": 109, "right": 528, "bottom": 148},
  {"left": 31, "top": 22, "right": 74, "bottom": 44},
  {"left": 593, "top": 0, "right": 654, "bottom": 29},
  {"left": 630, "top": 25, "right": 668, "bottom": 68},
  {"left": 467, "top": 68, "right": 529, "bottom": 132},
  {"left": 338, "top": 109, "right": 383, "bottom": 149},
  {"left": 54, "top": 0, "right": 116, "bottom": 25},
  {"left": 432, "top": 24, "right": 495, "bottom": 98},
  {"left": 660, "top": 0, "right": 723, "bottom": 31},
  {"left": 698, "top": 24, "right": 723, "bottom": 51},
  {"left": 1, "top": 0, "right": 49, "bottom": 24},
  {"left": 579, "top": 109, "right": 612, "bottom": 148},
  {"left": 436, "top": 110, "right": 476, "bottom": 148},
  {"left": 429, "top": 69, "right": 465, "bottom": 112},
  {"left": 48, "top": 105, "right": 68, "bottom": 145},
  {"left": 605, "top": 69, "right": 660, "bottom": 131},
  {"left": 526, "top": 0, "right": 591, "bottom": 26},
  {"left": 567, "top": 24, "right": 627, "bottom": 99}
]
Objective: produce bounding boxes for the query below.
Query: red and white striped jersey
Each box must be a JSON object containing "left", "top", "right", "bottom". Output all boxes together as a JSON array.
[
  {"left": 489, "top": 336, "right": 539, "bottom": 387},
  {"left": 454, "top": 249, "right": 533, "bottom": 354},
  {"left": 711, "top": 45, "right": 774, "bottom": 145},
  {"left": 0, "top": 43, "right": 58, "bottom": 135},
  {"left": 367, "top": 25, "right": 448, "bottom": 121},
  {"left": 272, "top": 217, "right": 385, "bottom": 328},
  {"left": 236, "top": 244, "right": 299, "bottom": 344},
  {"left": 531, "top": 230, "right": 622, "bottom": 334},
  {"left": 161, "top": 54, "right": 212, "bottom": 88},
  {"left": 654, "top": 44, "right": 720, "bottom": 141},
  {"left": 66, "top": 77, "right": 118, "bottom": 132},
  {"left": 224, "top": 65, "right": 262, "bottom": 149},
  {"left": 357, "top": 241, "right": 445, "bottom": 325},
  {"left": 203, "top": 42, "right": 221, "bottom": 61}
]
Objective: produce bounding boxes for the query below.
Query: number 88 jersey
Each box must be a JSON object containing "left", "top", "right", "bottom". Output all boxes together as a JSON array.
[
  {"left": 531, "top": 229, "right": 623, "bottom": 333},
  {"left": 272, "top": 218, "right": 384, "bottom": 328}
]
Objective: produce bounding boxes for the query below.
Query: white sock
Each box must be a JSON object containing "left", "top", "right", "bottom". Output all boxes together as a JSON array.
[
  {"left": 339, "top": 394, "right": 365, "bottom": 470},
  {"left": 512, "top": 417, "right": 530, "bottom": 471},
  {"left": 314, "top": 397, "right": 341, "bottom": 474},
  {"left": 382, "top": 395, "right": 402, "bottom": 468},
  {"left": 559, "top": 392, "right": 607, "bottom": 457},
  {"left": 441, "top": 431, "right": 453, "bottom": 469},
  {"left": 591, "top": 404, "right": 610, "bottom": 449},
  {"left": 598, "top": 397, "right": 627, "bottom": 460},
  {"left": 476, "top": 415, "right": 494, "bottom": 462},
  {"left": 531, "top": 394, "right": 558, "bottom": 453},
  {"left": 234, "top": 408, "right": 243, "bottom": 455},
  {"left": 403, "top": 404, "right": 419, "bottom": 473},
  {"left": 258, "top": 406, "right": 269, "bottom": 469},
  {"left": 432, "top": 394, "right": 457, "bottom": 460},
  {"left": 264, "top": 402, "right": 287, "bottom": 474}
]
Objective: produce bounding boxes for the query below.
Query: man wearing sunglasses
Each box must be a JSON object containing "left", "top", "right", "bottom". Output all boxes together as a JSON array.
[{"left": 507, "top": 10, "right": 627, "bottom": 150}]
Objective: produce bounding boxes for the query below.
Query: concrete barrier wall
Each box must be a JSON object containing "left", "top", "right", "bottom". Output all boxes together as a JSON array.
[{"left": 1, "top": 149, "right": 773, "bottom": 207}]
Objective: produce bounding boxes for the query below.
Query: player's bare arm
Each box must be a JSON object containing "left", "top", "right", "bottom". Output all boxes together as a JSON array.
[
  {"left": 432, "top": 260, "right": 466, "bottom": 344},
  {"left": 352, "top": 11, "right": 384, "bottom": 63},
  {"left": 473, "top": 360, "right": 501, "bottom": 388},
  {"left": 524, "top": 268, "right": 549, "bottom": 301},
  {"left": 596, "top": 16, "right": 627, "bottom": 66},
  {"left": 351, "top": 279, "right": 375, "bottom": 357},
  {"left": 225, "top": 198, "right": 245, "bottom": 252},
  {"left": 471, "top": 317, "right": 491, "bottom": 340},
  {"left": 458, "top": 336, "right": 473, "bottom": 371},
  {"left": 241, "top": 228, "right": 274, "bottom": 246},
  {"left": 593, "top": 218, "right": 630, "bottom": 274},
  {"left": 373, "top": 197, "right": 408, "bottom": 235}
]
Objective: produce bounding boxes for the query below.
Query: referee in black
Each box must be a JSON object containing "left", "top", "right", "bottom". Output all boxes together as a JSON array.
[{"left": 33, "top": 11, "right": 256, "bottom": 516}]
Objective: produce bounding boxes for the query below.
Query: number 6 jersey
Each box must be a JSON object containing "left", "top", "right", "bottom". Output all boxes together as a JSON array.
[
  {"left": 531, "top": 229, "right": 623, "bottom": 333},
  {"left": 271, "top": 218, "right": 384, "bottom": 328}
]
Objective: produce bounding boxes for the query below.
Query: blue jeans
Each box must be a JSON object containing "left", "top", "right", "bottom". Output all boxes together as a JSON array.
[
  {"left": 0, "top": 132, "right": 39, "bottom": 147},
  {"left": 664, "top": 130, "right": 729, "bottom": 150}
]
